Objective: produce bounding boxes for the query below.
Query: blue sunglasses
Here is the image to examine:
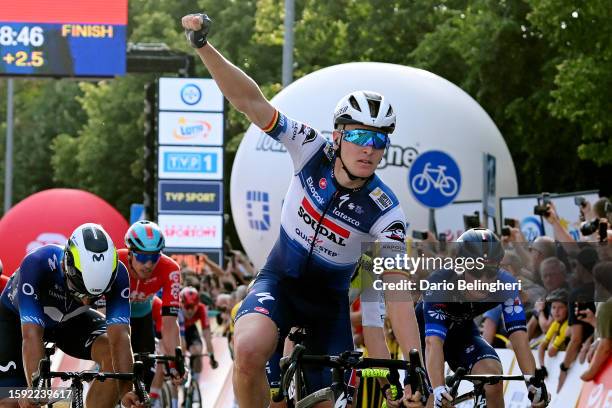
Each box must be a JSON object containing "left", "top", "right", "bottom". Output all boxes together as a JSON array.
[
  {"left": 133, "top": 251, "right": 161, "bottom": 264},
  {"left": 342, "top": 129, "right": 389, "bottom": 149}
]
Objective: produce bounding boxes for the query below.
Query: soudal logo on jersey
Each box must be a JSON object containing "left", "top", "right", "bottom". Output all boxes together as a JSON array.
[
  {"left": 381, "top": 221, "right": 406, "bottom": 242},
  {"left": 298, "top": 198, "right": 350, "bottom": 246}
]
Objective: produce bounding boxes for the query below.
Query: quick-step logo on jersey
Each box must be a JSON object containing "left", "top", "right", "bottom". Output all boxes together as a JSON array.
[{"left": 298, "top": 197, "right": 350, "bottom": 246}]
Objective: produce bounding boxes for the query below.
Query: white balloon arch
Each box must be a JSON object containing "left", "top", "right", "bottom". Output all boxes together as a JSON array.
[{"left": 230, "top": 62, "right": 518, "bottom": 269}]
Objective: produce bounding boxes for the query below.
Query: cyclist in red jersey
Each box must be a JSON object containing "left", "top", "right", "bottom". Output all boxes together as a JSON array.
[
  {"left": 180, "top": 286, "right": 218, "bottom": 382},
  {"left": 121, "top": 220, "right": 183, "bottom": 388}
]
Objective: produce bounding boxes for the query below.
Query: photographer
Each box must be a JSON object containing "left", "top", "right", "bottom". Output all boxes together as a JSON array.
[{"left": 579, "top": 198, "right": 611, "bottom": 243}]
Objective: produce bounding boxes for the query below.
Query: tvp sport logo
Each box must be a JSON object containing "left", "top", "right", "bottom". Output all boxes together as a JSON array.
[
  {"left": 180, "top": 83, "right": 202, "bottom": 105},
  {"left": 247, "top": 191, "right": 271, "bottom": 231}
]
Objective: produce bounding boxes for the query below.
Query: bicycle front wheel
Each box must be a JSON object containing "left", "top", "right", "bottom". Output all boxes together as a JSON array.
[{"left": 183, "top": 379, "right": 202, "bottom": 408}]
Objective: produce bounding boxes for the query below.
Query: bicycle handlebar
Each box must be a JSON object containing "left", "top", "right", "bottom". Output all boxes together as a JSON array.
[
  {"left": 35, "top": 358, "right": 150, "bottom": 405},
  {"left": 134, "top": 346, "right": 185, "bottom": 377},
  {"left": 446, "top": 366, "right": 547, "bottom": 397}
]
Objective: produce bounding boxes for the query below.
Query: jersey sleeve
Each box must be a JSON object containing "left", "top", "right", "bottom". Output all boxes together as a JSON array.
[
  {"left": 371, "top": 205, "right": 407, "bottom": 243},
  {"left": 499, "top": 272, "right": 527, "bottom": 334},
  {"left": 198, "top": 304, "right": 210, "bottom": 329},
  {"left": 16, "top": 252, "right": 47, "bottom": 327},
  {"left": 105, "top": 261, "right": 131, "bottom": 326},
  {"left": 422, "top": 301, "right": 451, "bottom": 340},
  {"left": 262, "top": 110, "right": 326, "bottom": 172},
  {"left": 161, "top": 259, "right": 181, "bottom": 316}
]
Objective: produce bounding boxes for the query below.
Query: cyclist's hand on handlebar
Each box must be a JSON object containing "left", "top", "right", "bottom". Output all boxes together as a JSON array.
[
  {"left": 170, "top": 367, "right": 188, "bottom": 386},
  {"left": 528, "top": 382, "right": 549, "bottom": 407},
  {"left": 210, "top": 354, "right": 219, "bottom": 369},
  {"left": 402, "top": 389, "right": 426, "bottom": 408},
  {"left": 433, "top": 385, "right": 453, "bottom": 408},
  {"left": 120, "top": 391, "right": 145, "bottom": 408}
]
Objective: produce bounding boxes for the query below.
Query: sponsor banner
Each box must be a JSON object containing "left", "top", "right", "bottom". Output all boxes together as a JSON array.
[
  {"left": 158, "top": 78, "right": 224, "bottom": 112},
  {"left": 168, "top": 250, "right": 223, "bottom": 270},
  {"left": 158, "top": 111, "right": 223, "bottom": 146},
  {"left": 158, "top": 214, "right": 223, "bottom": 249},
  {"left": 158, "top": 146, "right": 223, "bottom": 180},
  {"left": 158, "top": 181, "right": 222, "bottom": 214},
  {"left": 577, "top": 357, "right": 612, "bottom": 408}
]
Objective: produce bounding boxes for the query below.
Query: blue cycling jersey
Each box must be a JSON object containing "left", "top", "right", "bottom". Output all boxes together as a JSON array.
[
  {"left": 0, "top": 245, "right": 130, "bottom": 328},
  {"left": 420, "top": 268, "right": 527, "bottom": 341},
  {"left": 261, "top": 111, "right": 407, "bottom": 290}
]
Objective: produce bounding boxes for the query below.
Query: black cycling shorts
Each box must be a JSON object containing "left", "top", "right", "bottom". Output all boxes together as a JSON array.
[
  {"left": 184, "top": 324, "right": 202, "bottom": 349},
  {"left": 0, "top": 302, "right": 107, "bottom": 389},
  {"left": 130, "top": 313, "right": 156, "bottom": 354}
]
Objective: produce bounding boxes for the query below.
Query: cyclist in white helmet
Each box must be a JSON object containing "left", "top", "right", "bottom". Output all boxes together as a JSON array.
[
  {"left": 182, "top": 13, "right": 424, "bottom": 408},
  {"left": 0, "top": 223, "right": 143, "bottom": 408}
]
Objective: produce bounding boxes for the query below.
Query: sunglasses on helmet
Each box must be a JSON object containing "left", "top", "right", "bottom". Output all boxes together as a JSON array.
[
  {"left": 342, "top": 129, "right": 389, "bottom": 150},
  {"left": 133, "top": 251, "right": 161, "bottom": 264}
]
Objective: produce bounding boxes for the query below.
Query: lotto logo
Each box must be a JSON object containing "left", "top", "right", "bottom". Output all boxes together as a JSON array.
[{"left": 247, "top": 191, "right": 270, "bottom": 231}]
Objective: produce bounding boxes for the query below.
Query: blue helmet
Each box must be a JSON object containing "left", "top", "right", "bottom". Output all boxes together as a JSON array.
[
  {"left": 124, "top": 220, "right": 165, "bottom": 252},
  {"left": 457, "top": 228, "right": 504, "bottom": 265}
]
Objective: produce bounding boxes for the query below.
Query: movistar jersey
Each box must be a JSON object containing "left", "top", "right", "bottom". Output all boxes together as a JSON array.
[
  {"left": 420, "top": 269, "right": 527, "bottom": 341},
  {"left": 261, "top": 110, "right": 407, "bottom": 290},
  {"left": 0, "top": 245, "right": 130, "bottom": 328}
]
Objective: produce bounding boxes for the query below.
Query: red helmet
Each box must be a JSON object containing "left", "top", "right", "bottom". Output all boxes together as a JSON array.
[{"left": 180, "top": 286, "right": 200, "bottom": 307}]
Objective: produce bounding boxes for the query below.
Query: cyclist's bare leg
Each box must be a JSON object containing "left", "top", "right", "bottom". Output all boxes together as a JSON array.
[
  {"left": 88, "top": 333, "right": 120, "bottom": 408},
  {"left": 190, "top": 343, "right": 203, "bottom": 375},
  {"left": 233, "top": 313, "right": 278, "bottom": 408},
  {"left": 470, "top": 358, "right": 504, "bottom": 408}
]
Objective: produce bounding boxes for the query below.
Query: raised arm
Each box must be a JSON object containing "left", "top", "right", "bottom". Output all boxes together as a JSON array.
[{"left": 181, "top": 14, "right": 275, "bottom": 129}]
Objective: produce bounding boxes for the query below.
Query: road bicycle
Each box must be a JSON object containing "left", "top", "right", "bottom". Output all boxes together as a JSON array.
[{"left": 444, "top": 366, "right": 547, "bottom": 407}]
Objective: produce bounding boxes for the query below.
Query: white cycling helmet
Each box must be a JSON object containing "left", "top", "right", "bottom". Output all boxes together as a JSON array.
[
  {"left": 63, "top": 223, "right": 118, "bottom": 299},
  {"left": 333, "top": 90, "right": 396, "bottom": 134}
]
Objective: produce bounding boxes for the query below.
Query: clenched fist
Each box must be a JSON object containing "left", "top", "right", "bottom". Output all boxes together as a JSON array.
[{"left": 181, "top": 13, "right": 211, "bottom": 48}]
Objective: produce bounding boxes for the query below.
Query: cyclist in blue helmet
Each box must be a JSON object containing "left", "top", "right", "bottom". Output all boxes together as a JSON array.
[{"left": 122, "top": 221, "right": 185, "bottom": 395}]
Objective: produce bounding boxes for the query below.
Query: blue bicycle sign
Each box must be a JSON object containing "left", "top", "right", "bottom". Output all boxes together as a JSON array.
[{"left": 408, "top": 150, "right": 461, "bottom": 208}]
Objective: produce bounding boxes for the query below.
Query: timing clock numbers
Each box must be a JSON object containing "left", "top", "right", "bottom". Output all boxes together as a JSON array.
[{"left": 0, "top": 25, "right": 45, "bottom": 47}]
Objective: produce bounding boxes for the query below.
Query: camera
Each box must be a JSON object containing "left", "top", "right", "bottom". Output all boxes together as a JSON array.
[
  {"left": 501, "top": 226, "right": 511, "bottom": 236},
  {"left": 438, "top": 233, "right": 447, "bottom": 252},
  {"left": 580, "top": 219, "right": 600, "bottom": 236},
  {"left": 412, "top": 230, "right": 428, "bottom": 240},
  {"left": 533, "top": 193, "right": 551, "bottom": 217},
  {"left": 463, "top": 211, "right": 480, "bottom": 230},
  {"left": 574, "top": 196, "right": 586, "bottom": 207}
]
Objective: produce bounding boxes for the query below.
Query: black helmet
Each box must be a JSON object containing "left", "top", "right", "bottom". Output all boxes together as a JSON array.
[{"left": 457, "top": 228, "right": 505, "bottom": 263}]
